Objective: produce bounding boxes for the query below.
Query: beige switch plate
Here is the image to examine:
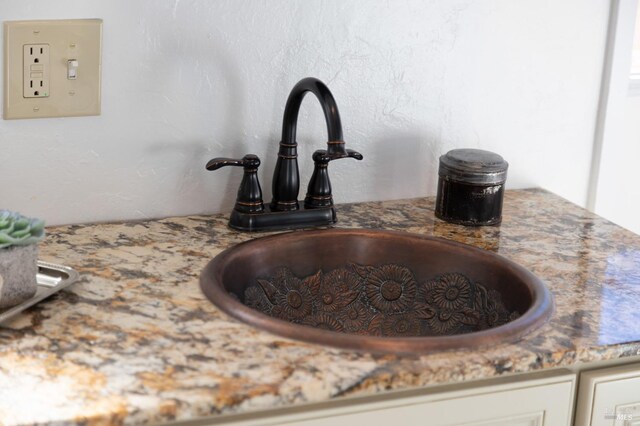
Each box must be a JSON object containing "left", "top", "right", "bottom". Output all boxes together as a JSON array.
[{"left": 3, "top": 19, "right": 102, "bottom": 119}]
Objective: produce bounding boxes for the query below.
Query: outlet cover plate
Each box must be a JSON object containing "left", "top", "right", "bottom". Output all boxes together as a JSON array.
[{"left": 3, "top": 19, "right": 102, "bottom": 120}]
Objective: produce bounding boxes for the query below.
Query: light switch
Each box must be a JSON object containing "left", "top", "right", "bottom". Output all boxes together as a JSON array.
[
  {"left": 3, "top": 19, "right": 102, "bottom": 119},
  {"left": 67, "top": 59, "right": 78, "bottom": 80}
]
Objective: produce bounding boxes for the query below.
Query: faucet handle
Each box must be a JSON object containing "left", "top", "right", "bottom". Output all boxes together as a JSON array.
[
  {"left": 206, "top": 154, "right": 264, "bottom": 214},
  {"left": 345, "top": 149, "right": 363, "bottom": 161},
  {"left": 304, "top": 149, "right": 363, "bottom": 209},
  {"left": 206, "top": 155, "right": 260, "bottom": 171},
  {"left": 326, "top": 148, "right": 363, "bottom": 161}
]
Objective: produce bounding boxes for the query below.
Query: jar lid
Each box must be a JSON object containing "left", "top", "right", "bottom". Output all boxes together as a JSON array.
[{"left": 438, "top": 149, "right": 508, "bottom": 185}]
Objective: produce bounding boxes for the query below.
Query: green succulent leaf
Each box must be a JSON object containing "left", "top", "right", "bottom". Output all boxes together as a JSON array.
[{"left": 0, "top": 210, "right": 45, "bottom": 249}]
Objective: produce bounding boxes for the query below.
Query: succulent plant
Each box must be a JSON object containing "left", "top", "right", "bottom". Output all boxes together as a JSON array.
[{"left": 0, "top": 210, "right": 45, "bottom": 249}]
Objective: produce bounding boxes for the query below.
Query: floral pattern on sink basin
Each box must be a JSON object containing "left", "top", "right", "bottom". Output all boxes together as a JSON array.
[{"left": 244, "top": 264, "right": 519, "bottom": 338}]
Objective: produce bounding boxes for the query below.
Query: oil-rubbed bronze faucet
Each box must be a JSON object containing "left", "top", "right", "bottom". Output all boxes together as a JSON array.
[{"left": 206, "top": 77, "right": 362, "bottom": 232}]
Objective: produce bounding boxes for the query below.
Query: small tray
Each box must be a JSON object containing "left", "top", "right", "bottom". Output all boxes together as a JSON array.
[{"left": 0, "top": 261, "right": 80, "bottom": 324}]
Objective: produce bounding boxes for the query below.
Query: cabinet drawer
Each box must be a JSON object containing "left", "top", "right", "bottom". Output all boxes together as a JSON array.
[
  {"left": 576, "top": 363, "right": 640, "bottom": 426},
  {"left": 204, "top": 371, "right": 575, "bottom": 426}
]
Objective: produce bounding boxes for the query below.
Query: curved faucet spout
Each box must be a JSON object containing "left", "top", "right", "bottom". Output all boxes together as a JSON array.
[
  {"left": 281, "top": 77, "right": 345, "bottom": 156},
  {"left": 271, "top": 78, "right": 358, "bottom": 212}
]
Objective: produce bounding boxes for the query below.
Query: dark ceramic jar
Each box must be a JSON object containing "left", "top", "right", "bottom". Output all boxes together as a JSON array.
[{"left": 435, "top": 149, "right": 508, "bottom": 226}]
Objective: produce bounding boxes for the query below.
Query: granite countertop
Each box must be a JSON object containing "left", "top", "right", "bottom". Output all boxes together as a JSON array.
[{"left": 1, "top": 188, "right": 640, "bottom": 425}]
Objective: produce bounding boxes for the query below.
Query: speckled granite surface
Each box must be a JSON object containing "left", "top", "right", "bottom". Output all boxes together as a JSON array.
[{"left": 1, "top": 188, "right": 640, "bottom": 425}]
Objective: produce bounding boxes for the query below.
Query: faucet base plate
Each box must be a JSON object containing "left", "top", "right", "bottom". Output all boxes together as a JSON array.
[{"left": 229, "top": 204, "right": 336, "bottom": 232}]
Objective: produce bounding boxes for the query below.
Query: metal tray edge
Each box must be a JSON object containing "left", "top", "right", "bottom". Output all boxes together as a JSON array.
[{"left": 0, "top": 261, "right": 80, "bottom": 324}]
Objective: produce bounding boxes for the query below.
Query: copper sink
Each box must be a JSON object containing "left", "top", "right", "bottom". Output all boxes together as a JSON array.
[{"left": 200, "top": 229, "right": 553, "bottom": 354}]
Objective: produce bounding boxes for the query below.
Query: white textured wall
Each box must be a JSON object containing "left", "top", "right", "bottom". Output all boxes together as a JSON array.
[
  {"left": 0, "top": 0, "right": 609, "bottom": 225},
  {"left": 592, "top": 0, "right": 640, "bottom": 235},
  {"left": 596, "top": 94, "right": 640, "bottom": 235}
]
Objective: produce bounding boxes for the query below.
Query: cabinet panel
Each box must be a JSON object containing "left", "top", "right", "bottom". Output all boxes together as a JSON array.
[
  {"left": 576, "top": 363, "right": 640, "bottom": 426},
  {"left": 461, "top": 412, "right": 544, "bottom": 426},
  {"left": 205, "top": 371, "right": 575, "bottom": 426},
  {"left": 277, "top": 382, "right": 571, "bottom": 426}
]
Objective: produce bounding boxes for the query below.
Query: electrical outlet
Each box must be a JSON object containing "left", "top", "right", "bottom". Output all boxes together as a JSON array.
[
  {"left": 3, "top": 19, "right": 102, "bottom": 119},
  {"left": 23, "top": 44, "right": 50, "bottom": 98}
]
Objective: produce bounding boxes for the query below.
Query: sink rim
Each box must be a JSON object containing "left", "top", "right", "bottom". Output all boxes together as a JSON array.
[{"left": 200, "top": 228, "right": 554, "bottom": 354}]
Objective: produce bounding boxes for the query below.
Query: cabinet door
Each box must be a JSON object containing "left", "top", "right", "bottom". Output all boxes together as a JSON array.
[
  {"left": 576, "top": 363, "right": 640, "bottom": 426},
  {"left": 208, "top": 371, "right": 575, "bottom": 426}
]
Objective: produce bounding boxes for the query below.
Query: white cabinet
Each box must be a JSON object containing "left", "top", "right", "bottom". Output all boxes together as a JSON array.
[
  {"left": 206, "top": 371, "right": 576, "bottom": 426},
  {"left": 170, "top": 361, "right": 640, "bottom": 426},
  {"left": 575, "top": 363, "right": 640, "bottom": 426}
]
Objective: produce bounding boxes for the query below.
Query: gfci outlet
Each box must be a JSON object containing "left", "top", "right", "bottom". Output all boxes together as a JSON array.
[
  {"left": 3, "top": 19, "right": 102, "bottom": 119},
  {"left": 23, "top": 44, "right": 50, "bottom": 98}
]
